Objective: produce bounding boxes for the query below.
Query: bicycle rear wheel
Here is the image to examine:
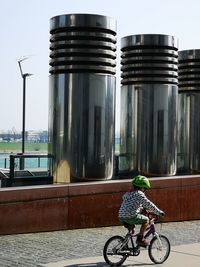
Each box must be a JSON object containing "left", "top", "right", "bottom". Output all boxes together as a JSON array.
[
  {"left": 103, "top": 235, "right": 128, "bottom": 266},
  {"left": 148, "top": 234, "right": 170, "bottom": 264}
]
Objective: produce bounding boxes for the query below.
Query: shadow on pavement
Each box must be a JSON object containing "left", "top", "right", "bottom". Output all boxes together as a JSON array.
[
  {"left": 63, "top": 262, "right": 107, "bottom": 267},
  {"left": 64, "top": 261, "right": 155, "bottom": 267}
]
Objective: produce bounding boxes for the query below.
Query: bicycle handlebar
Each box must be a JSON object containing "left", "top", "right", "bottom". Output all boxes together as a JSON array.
[{"left": 141, "top": 208, "right": 165, "bottom": 222}]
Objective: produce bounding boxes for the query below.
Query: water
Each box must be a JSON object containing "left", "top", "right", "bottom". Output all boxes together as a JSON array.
[{"left": 0, "top": 153, "right": 49, "bottom": 170}]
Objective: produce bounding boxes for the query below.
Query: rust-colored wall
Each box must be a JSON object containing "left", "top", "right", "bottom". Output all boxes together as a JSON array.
[
  {"left": 0, "top": 176, "right": 200, "bottom": 235},
  {"left": 0, "top": 185, "right": 69, "bottom": 234}
]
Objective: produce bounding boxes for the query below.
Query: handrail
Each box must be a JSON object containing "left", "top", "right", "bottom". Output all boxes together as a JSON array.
[{"left": 7, "top": 154, "right": 54, "bottom": 187}]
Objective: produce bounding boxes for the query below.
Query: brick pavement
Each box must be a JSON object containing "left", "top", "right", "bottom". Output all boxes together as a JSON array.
[
  {"left": 0, "top": 220, "right": 199, "bottom": 266},
  {"left": 40, "top": 243, "right": 200, "bottom": 267}
]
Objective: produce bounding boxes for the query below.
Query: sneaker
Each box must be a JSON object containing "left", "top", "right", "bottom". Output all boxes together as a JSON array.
[{"left": 136, "top": 235, "right": 149, "bottom": 247}]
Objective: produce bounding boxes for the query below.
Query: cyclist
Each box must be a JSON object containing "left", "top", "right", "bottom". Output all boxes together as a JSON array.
[{"left": 118, "top": 175, "right": 164, "bottom": 247}]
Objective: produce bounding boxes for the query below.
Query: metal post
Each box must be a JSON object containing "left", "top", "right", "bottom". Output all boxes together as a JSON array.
[
  {"left": 19, "top": 74, "right": 26, "bottom": 170},
  {"left": 22, "top": 75, "right": 26, "bottom": 154},
  {"left": 17, "top": 58, "right": 33, "bottom": 170},
  {"left": 9, "top": 155, "right": 15, "bottom": 187},
  {"left": 4, "top": 158, "right": 7, "bottom": 169}
]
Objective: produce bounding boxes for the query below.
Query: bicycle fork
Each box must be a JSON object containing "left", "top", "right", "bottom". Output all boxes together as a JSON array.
[{"left": 154, "top": 232, "right": 163, "bottom": 250}]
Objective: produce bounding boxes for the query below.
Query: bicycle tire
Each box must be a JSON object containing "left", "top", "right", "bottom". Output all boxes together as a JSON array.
[
  {"left": 148, "top": 234, "right": 171, "bottom": 264},
  {"left": 103, "top": 235, "right": 128, "bottom": 266}
]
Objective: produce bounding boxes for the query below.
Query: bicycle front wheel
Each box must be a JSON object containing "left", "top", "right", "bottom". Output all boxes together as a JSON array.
[
  {"left": 148, "top": 234, "right": 171, "bottom": 264},
  {"left": 103, "top": 235, "right": 128, "bottom": 266}
]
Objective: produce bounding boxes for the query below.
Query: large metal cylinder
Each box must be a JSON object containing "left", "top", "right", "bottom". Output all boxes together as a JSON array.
[
  {"left": 178, "top": 49, "right": 200, "bottom": 174},
  {"left": 48, "top": 14, "right": 116, "bottom": 182},
  {"left": 120, "top": 34, "right": 178, "bottom": 176}
]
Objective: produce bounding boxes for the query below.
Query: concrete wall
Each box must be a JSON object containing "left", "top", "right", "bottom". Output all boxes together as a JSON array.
[{"left": 0, "top": 175, "right": 200, "bottom": 235}]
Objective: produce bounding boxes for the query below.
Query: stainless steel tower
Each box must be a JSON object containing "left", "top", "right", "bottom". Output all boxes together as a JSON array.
[
  {"left": 48, "top": 14, "right": 116, "bottom": 182},
  {"left": 120, "top": 34, "right": 178, "bottom": 176},
  {"left": 178, "top": 49, "right": 200, "bottom": 174}
]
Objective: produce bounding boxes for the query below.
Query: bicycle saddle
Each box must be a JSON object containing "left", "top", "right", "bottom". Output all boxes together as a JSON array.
[{"left": 123, "top": 222, "right": 135, "bottom": 231}]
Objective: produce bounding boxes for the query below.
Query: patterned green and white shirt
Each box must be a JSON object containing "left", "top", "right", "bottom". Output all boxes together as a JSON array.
[{"left": 118, "top": 189, "right": 163, "bottom": 219}]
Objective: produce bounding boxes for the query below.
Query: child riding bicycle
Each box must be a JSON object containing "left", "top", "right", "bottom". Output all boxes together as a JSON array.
[{"left": 118, "top": 175, "right": 164, "bottom": 247}]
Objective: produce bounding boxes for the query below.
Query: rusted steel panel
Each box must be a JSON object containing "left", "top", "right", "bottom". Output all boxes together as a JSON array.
[
  {"left": 0, "top": 185, "right": 69, "bottom": 203},
  {"left": 68, "top": 193, "right": 123, "bottom": 229},
  {"left": 0, "top": 175, "right": 200, "bottom": 234},
  {"left": 0, "top": 198, "right": 68, "bottom": 234}
]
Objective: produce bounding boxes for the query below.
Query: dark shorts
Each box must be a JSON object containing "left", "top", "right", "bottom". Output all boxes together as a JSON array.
[{"left": 119, "top": 214, "right": 148, "bottom": 225}]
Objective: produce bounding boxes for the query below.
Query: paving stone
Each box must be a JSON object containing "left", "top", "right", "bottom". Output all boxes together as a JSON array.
[{"left": 0, "top": 220, "right": 199, "bottom": 266}]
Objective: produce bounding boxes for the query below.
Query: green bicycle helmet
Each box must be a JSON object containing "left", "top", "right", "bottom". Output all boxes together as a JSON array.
[{"left": 132, "top": 175, "right": 151, "bottom": 189}]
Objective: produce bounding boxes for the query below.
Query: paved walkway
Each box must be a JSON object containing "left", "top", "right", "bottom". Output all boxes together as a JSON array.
[
  {"left": 40, "top": 243, "right": 200, "bottom": 266},
  {"left": 0, "top": 220, "right": 199, "bottom": 266}
]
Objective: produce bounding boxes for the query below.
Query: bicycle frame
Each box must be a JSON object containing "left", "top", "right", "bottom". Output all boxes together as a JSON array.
[
  {"left": 125, "top": 218, "right": 158, "bottom": 249},
  {"left": 144, "top": 219, "right": 156, "bottom": 239}
]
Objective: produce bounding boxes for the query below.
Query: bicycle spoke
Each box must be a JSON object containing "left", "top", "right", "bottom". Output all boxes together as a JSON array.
[
  {"left": 148, "top": 235, "right": 171, "bottom": 264},
  {"left": 103, "top": 236, "right": 128, "bottom": 265}
]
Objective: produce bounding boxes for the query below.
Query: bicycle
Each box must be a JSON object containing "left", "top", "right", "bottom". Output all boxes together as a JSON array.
[{"left": 103, "top": 214, "right": 170, "bottom": 266}]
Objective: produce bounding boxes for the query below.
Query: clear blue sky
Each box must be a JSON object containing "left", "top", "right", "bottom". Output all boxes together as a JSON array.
[{"left": 1, "top": 0, "right": 200, "bottom": 133}]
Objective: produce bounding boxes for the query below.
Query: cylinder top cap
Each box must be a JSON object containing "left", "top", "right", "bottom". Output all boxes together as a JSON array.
[
  {"left": 50, "top": 13, "right": 116, "bottom": 33},
  {"left": 179, "top": 49, "right": 200, "bottom": 60},
  {"left": 121, "top": 34, "right": 178, "bottom": 49}
]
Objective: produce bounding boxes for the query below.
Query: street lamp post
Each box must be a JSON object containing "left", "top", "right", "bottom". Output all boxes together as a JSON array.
[
  {"left": 21, "top": 73, "right": 32, "bottom": 154},
  {"left": 17, "top": 58, "right": 33, "bottom": 169}
]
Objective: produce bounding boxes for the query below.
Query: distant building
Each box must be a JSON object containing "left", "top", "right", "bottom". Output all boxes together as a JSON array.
[
  {"left": 0, "top": 133, "right": 21, "bottom": 142},
  {"left": 0, "top": 131, "right": 48, "bottom": 143},
  {"left": 27, "top": 131, "right": 48, "bottom": 143}
]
